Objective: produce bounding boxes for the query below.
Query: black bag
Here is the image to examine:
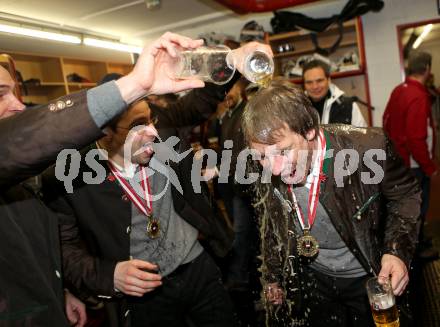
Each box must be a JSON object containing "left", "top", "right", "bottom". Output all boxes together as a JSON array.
[
  {"left": 240, "top": 20, "right": 265, "bottom": 43},
  {"left": 270, "top": 0, "right": 384, "bottom": 34}
]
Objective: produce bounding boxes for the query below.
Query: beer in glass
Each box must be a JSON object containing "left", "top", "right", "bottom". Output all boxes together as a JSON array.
[{"left": 366, "top": 276, "right": 399, "bottom": 327}]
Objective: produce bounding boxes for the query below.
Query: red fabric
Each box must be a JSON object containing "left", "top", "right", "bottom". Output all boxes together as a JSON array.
[
  {"left": 383, "top": 78, "right": 437, "bottom": 176},
  {"left": 214, "top": 0, "right": 318, "bottom": 13}
]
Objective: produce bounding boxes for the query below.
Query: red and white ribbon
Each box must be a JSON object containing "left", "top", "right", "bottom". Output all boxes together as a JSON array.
[
  {"left": 287, "top": 130, "right": 326, "bottom": 231},
  {"left": 108, "top": 163, "right": 152, "bottom": 216}
]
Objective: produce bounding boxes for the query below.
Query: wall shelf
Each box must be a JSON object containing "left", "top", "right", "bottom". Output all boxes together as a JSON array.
[
  {"left": 274, "top": 40, "right": 358, "bottom": 58},
  {"left": 1, "top": 50, "right": 132, "bottom": 104}
]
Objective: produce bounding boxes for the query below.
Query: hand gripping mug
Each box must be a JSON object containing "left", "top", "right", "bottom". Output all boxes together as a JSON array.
[{"left": 366, "top": 276, "right": 400, "bottom": 327}]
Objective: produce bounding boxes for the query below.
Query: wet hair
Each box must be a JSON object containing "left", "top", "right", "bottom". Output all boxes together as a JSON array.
[
  {"left": 302, "top": 59, "right": 331, "bottom": 79},
  {"left": 407, "top": 51, "right": 431, "bottom": 75},
  {"left": 242, "top": 80, "right": 319, "bottom": 144}
]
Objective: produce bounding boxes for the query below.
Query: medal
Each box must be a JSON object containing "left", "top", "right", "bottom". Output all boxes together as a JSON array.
[
  {"left": 288, "top": 130, "right": 326, "bottom": 258},
  {"left": 108, "top": 162, "right": 160, "bottom": 239},
  {"left": 297, "top": 229, "right": 319, "bottom": 257},
  {"left": 146, "top": 215, "right": 160, "bottom": 239}
]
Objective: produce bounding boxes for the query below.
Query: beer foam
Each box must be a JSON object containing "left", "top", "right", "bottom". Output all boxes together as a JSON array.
[{"left": 372, "top": 294, "right": 395, "bottom": 310}]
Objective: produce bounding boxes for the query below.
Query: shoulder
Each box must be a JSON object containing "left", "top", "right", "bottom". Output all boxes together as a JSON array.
[
  {"left": 397, "top": 81, "right": 427, "bottom": 98},
  {"left": 324, "top": 125, "right": 386, "bottom": 150}
]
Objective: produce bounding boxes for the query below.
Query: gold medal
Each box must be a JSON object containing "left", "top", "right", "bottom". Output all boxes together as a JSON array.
[
  {"left": 146, "top": 216, "right": 160, "bottom": 239},
  {"left": 107, "top": 163, "right": 160, "bottom": 239},
  {"left": 297, "top": 229, "right": 319, "bottom": 258}
]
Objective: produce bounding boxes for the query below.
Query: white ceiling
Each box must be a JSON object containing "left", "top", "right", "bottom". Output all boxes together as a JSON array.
[
  {"left": 401, "top": 22, "right": 440, "bottom": 46},
  {"left": 0, "top": 0, "right": 248, "bottom": 61},
  {"left": 0, "top": 0, "right": 340, "bottom": 61},
  {"left": 0, "top": 0, "right": 236, "bottom": 45}
]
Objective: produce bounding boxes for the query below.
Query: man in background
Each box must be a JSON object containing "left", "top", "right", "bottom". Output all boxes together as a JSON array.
[
  {"left": 384, "top": 51, "right": 438, "bottom": 260},
  {"left": 302, "top": 59, "right": 367, "bottom": 127}
]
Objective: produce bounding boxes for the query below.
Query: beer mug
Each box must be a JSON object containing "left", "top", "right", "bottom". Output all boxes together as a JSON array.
[
  {"left": 173, "top": 45, "right": 273, "bottom": 86},
  {"left": 366, "top": 276, "right": 400, "bottom": 327}
]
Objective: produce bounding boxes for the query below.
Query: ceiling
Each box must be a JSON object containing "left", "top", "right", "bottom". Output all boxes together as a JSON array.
[
  {"left": 399, "top": 21, "right": 440, "bottom": 62},
  {"left": 401, "top": 22, "right": 440, "bottom": 48},
  {"left": 0, "top": 0, "right": 337, "bottom": 61},
  {"left": 0, "top": 0, "right": 238, "bottom": 45},
  {"left": 0, "top": 0, "right": 243, "bottom": 61}
]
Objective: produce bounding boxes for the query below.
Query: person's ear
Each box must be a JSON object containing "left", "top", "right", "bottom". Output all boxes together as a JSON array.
[
  {"left": 99, "top": 128, "right": 116, "bottom": 145},
  {"left": 305, "top": 129, "right": 316, "bottom": 141},
  {"left": 426, "top": 64, "right": 431, "bottom": 76}
]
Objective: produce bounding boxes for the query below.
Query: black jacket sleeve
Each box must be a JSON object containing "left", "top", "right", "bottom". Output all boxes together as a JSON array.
[
  {"left": 0, "top": 91, "right": 104, "bottom": 189},
  {"left": 42, "top": 170, "right": 119, "bottom": 298},
  {"left": 381, "top": 135, "right": 421, "bottom": 267}
]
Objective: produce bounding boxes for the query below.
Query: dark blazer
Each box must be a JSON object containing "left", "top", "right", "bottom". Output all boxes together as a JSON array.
[
  {"left": 0, "top": 91, "right": 104, "bottom": 325},
  {"left": 42, "top": 83, "right": 235, "bottom": 313}
]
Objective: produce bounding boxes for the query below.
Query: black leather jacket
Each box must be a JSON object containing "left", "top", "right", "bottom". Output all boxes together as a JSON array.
[{"left": 256, "top": 126, "right": 420, "bottom": 317}]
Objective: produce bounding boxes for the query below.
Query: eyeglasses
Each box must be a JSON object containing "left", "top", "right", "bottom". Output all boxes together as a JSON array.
[{"left": 115, "top": 116, "right": 158, "bottom": 130}]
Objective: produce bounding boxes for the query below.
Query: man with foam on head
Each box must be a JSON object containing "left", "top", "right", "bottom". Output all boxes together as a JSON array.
[{"left": 241, "top": 80, "right": 420, "bottom": 327}]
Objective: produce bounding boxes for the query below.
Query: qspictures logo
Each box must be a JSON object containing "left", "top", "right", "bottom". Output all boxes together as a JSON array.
[{"left": 54, "top": 126, "right": 386, "bottom": 201}]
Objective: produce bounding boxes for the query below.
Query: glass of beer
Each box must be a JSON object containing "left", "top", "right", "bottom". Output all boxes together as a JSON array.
[{"left": 366, "top": 276, "right": 399, "bottom": 327}]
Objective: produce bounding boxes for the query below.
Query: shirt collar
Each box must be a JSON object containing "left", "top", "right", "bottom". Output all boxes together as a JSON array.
[
  {"left": 405, "top": 77, "right": 428, "bottom": 92},
  {"left": 96, "top": 142, "right": 138, "bottom": 179}
]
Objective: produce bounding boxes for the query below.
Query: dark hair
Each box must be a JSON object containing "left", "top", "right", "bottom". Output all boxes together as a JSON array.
[
  {"left": 302, "top": 59, "right": 331, "bottom": 79},
  {"left": 234, "top": 77, "right": 251, "bottom": 99},
  {"left": 161, "top": 93, "right": 179, "bottom": 103},
  {"left": 242, "top": 80, "right": 319, "bottom": 144},
  {"left": 98, "top": 73, "right": 123, "bottom": 85},
  {"left": 407, "top": 51, "right": 431, "bottom": 75}
]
